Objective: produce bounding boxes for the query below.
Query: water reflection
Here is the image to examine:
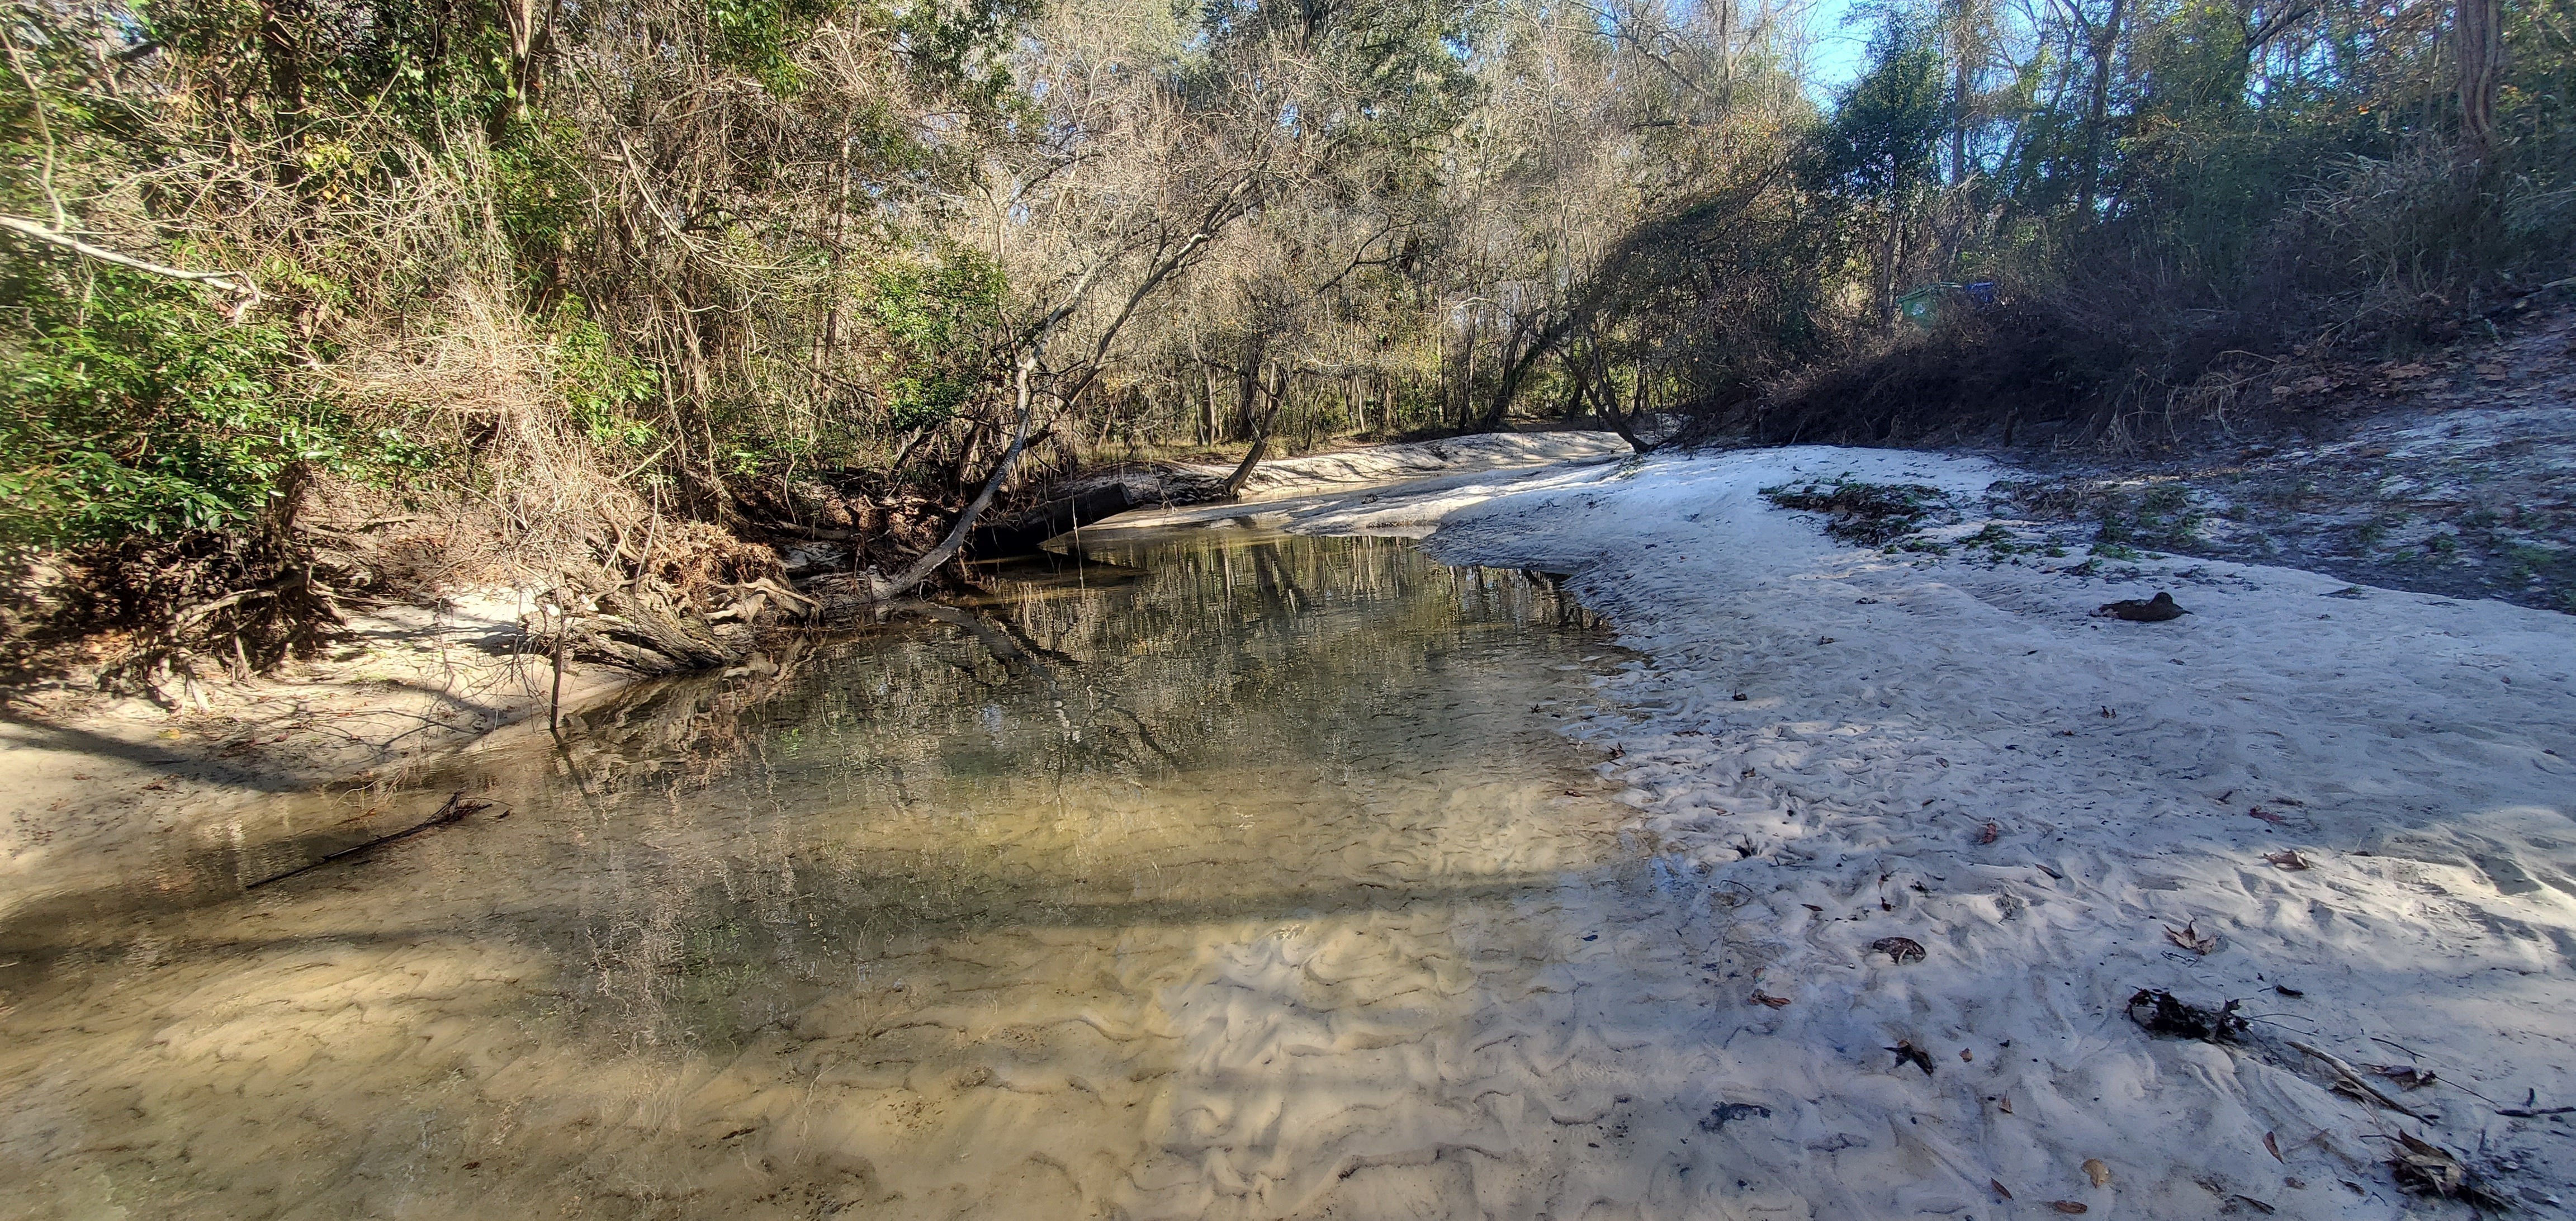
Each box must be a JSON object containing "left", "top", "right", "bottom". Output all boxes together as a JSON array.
[{"left": 0, "top": 529, "right": 1742, "bottom": 1221}]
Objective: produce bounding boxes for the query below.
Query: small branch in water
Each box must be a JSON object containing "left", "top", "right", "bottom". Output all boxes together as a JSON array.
[{"left": 243, "top": 791, "right": 495, "bottom": 889}]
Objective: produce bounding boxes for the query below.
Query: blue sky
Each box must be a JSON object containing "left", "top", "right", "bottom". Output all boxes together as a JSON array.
[{"left": 1800, "top": 0, "right": 1876, "bottom": 100}]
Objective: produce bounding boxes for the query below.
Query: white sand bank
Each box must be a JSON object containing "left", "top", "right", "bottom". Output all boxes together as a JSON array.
[
  {"left": 0, "top": 590, "right": 632, "bottom": 925},
  {"left": 1249, "top": 443, "right": 2576, "bottom": 1216}
]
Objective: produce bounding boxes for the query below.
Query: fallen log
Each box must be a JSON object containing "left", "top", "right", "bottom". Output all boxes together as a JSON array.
[{"left": 970, "top": 482, "right": 1143, "bottom": 557}]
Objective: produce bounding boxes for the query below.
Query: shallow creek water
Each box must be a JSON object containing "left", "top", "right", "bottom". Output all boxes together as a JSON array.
[{"left": 1, "top": 528, "right": 1759, "bottom": 1221}]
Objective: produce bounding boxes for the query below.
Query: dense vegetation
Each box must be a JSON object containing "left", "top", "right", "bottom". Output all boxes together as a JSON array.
[{"left": 3, "top": 0, "right": 2570, "bottom": 677}]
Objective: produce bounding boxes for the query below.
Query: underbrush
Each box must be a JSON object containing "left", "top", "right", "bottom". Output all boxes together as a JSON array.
[{"left": 1703, "top": 133, "right": 2576, "bottom": 455}]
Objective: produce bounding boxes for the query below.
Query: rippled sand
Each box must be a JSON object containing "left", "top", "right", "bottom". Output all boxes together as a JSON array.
[{"left": 0, "top": 531, "right": 1775, "bottom": 1220}]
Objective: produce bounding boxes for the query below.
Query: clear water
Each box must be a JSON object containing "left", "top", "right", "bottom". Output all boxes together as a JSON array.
[{"left": 0, "top": 528, "right": 1738, "bottom": 1220}]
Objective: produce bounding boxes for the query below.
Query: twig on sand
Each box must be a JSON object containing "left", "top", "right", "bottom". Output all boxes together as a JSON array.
[{"left": 2289, "top": 1040, "right": 2430, "bottom": 1121}]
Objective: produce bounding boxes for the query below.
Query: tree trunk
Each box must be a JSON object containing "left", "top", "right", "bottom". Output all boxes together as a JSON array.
[
  {"left": 491, "top": 0, "right": 558, "bottom": 140},
  {"left": 1220, "top": 339, "right": 1276, "bottom": 499},
  {"left": 1880, "top": 205, "right": 1904, "bottom": 325},
  {"left": 2456, "top": 0, "right": 2502, "bottom": 160},
  {"left": 259, "top": 0, "right": 305, "bottom": 187},
  {"left": 2075, "top": 0, "right": 2127, "bottom": 220}
]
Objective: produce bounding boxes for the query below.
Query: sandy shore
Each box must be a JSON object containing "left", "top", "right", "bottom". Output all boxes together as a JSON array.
[
  {"left": 1194, "top": 441, "right": 2576, "bottom": 1217},
  {"left": 0, "top": 590, "right": 638, "bottom": 928},
  {"left": 10, "top": 429, "right": 2570, "bottom": 1214}
]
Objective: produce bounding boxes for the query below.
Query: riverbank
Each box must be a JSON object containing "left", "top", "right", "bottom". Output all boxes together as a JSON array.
[
  {"left": 1205, "top": 442, "right": 2576, "bottom": 1217},
  {"left": 0, "top": 589, "right": 637, "bottom": 929},
  {"left": 0, "top": 434, "right": 1628, "bottom": 935}
]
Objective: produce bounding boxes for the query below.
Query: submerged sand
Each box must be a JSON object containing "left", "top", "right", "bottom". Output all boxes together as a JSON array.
[{"left": 4, "top": 434, "right": 2571, "bottom": 1218}]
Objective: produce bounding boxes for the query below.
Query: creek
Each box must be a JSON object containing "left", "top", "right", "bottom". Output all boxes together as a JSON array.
[{"left": 0, "top": 526, "right": 1748, "bottom": 1220}]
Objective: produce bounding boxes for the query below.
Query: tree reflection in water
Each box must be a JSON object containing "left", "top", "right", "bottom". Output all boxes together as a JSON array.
[{"left": 1, "top": 528, "right": 1709, "bottom": 1221}]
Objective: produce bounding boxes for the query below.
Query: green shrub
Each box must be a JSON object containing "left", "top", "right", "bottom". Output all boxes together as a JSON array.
[{"left": 0, "top": 271, "right": 422, "bottom": 548}]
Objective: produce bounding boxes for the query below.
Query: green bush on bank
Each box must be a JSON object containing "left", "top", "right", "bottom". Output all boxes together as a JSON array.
[{"left": 0, "top": 269, "right": 429, "bottom": 549}]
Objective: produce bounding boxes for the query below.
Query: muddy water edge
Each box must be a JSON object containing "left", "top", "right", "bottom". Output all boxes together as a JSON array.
[{"left": 0, "top": 526, "right": 1764, "bottom": 1221}]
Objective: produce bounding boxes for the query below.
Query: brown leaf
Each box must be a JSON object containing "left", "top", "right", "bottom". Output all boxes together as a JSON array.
[
  {"left": 2367, "top": 1063, "right": 2437, "bottom": 1090},
  {"left": 1990, "top": 1179, "right": 2014, "bottom": 1200},
  {"left": 2082, "top": 1158, "right": 2111, "bottom": 1187},
  {"left": 2248, "top": 807, "right": 2290, "bottom": 825},
  {"left": 1873, "top": 936, "right": 1927, "bottom": 964},
  {"left": 1996, "top": 1096, "right": 2012, "bottom": 1114},
  {"left": 1888, "top": 1040, "right": 1935, "bottom": 1075},
  {"left": 2264, "top": 849, "right": 2310, "bottom": 869},
  {"left": 1960, "top": 1047, "right": 1974, "bottom": 1062},
  {"left": 2264, "top": 1130, "right": 2283, "bottom": 1163},
  {"left": 1978, "top": 821, "right": 2000, "bottom": 844},
  {"left": 2389, "top": 1132, "right": 2468, "bottom": 1197},
  {"left": 1750, "top": 990, "right": 1793, "bottom": 1009},
  {"left": 2165, "top": 921, "right": 2218, "bottom": 954},
  {"left": 2051, "top": 1202, "right": 2089, "bottom": 1214}
]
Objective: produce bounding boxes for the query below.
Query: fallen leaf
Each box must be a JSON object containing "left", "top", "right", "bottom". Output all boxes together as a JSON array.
[
  {"left": 2273, "top": 983, "right": 2304, "bottom": 998},
  {"left": 1978, "top": 821, "right": 2000, "bottom": 844},
  {"left": 2083, "top": 1158, "right": 2111, "bottom": 1187},
  {"left": 2165, "top": 921, "right": 2218, "bottom": 954},
  {"left": 1873, "top": 936, "right": 1928, "bottom": 964},
  {"left": 1888, "top": 1040, "right": 1935, "bottom": 1075},
  {"left": 2366, "top": 1063, "right": 2437, "bottom": 1090},
  {"left": 2265, "top": 849, "right": 2310, "bottom": 870},
  {"left": 1750, "top": 991, "right": 1793, "bottom": 1009},
  {"left": 2126, "top": 988, "right": 2247, "bottom": 1042},
  {"left": 2249, "top": 807, "right": 2290, "bottom": 825},
  {"left": 1990, "top": 1179, "right": 2014, "bottom": 1200},
  {"left": 2231, "top": 1195, "right": 2276, "bottom": 1215},
  {"left": 1997, "top": 1096, "right": 2013, "bottom": 1114},
  {"left": 2388, "top": 1132, "right": 2469, "bottom": 1198},
  {"left": 2264, "top": 1131, "right": 2283, "bottom": 1163},
  {"left": 2051, "top": 1202, "right": 2089, "bottom": 1214},
  {"left": 1960, "top": 1047, "right": 1974, "bottom": 1062}
]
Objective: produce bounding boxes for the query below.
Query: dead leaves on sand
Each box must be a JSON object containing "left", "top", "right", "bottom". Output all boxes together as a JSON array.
[
  {"left": 2385, "top": 1132, "right": 2514, "bottom": 1209},
  {"left": 1872, "top": 936, "right": 1928, "bottom": 964},
  {"left": 2289, "top": 1041, "right": 2430, "bottom": 1121},
  {"left": 2082, "top": 1158, "right": 2112, "bottom": 1187},
  {"left": 2366, "top": 1063, "right": 2438, "bottom": 1091},
  {"left": 1749, "top": 990, "right": 1793, "bottom": 1009},
  {"left": 1888, "top": 1040, "right": 1936, "bottom": 1075},
  {"left": 2165, "top": 920, "right": 2219, "bottom": 954},
  {"left": 2125, "top": 988, "right": 2248, "bottom": 1042},
  {"left": 2264, "top": 849, "right": 2311, "bottom": 870}
]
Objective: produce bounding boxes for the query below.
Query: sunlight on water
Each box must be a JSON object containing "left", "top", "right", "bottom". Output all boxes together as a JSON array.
[{"left": 0, "top": 528, "right": 1747, "bottom": 1220}]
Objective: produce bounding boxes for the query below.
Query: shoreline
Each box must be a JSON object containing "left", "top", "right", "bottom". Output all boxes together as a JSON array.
[
  {"left": 1266, "top": 443, "right": 2576, "bottom": 1217},
  {"left": 1, "top": 430, "right": 2569, "bottom": 1211},
  {"left": 0, "top": 591, "right": 641, "bottom": 931},
  {"left": 0, "top": 433, "right": 1628, "bottom": 933}
]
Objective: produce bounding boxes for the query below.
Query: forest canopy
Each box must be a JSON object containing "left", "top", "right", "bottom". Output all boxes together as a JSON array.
[{"left": 3, "top": 0, "right": 2570, "bottom": 671}]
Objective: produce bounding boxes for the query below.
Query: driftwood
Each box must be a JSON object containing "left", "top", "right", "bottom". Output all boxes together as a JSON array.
[
  {"left": 245, "top": 791, "right": 492, "bottom": 888},
  {"left": 527, "top": 576, "right": 813, "bottom": 675},
  {"left": 970, "top": 482, "right": 1144, "bottom": 557}
]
